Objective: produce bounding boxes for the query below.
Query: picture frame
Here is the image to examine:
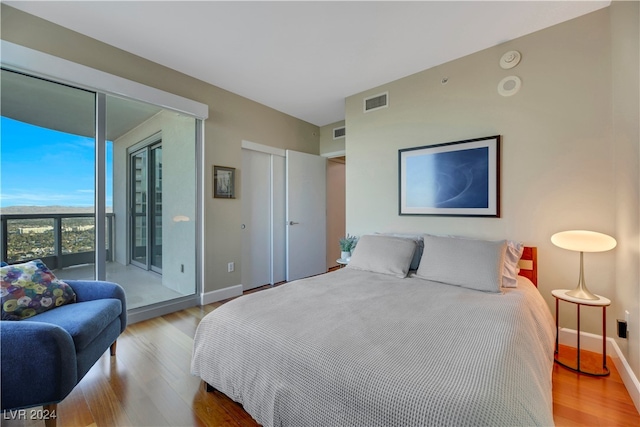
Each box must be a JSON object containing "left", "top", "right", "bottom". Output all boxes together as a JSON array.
[
  {"left": 213, "top": 165, "right": 236, "bottom": 199},
  {"left": 398, "top": 135, "right": 500, "bottom": 217}
]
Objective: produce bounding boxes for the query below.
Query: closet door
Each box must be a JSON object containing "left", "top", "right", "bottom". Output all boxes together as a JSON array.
[
  {"left": 241, "top": 149, "right": 271, "bottom": 290},
  {"left": 286, "top": 150, "right": 327, "bottom": 282},
  {"left": 271, "top": 155, "right": 286, "bottom": 284}
]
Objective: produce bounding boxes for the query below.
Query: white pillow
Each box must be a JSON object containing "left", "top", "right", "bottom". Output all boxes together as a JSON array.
[
  {"left": 502, "top": 240, "right": 524, "bottom": 288},
  {"left": 416, "top": 234, "right": 507, "bottom": 293},
  {"left": 346, "top": 234, "right": 417, "bottom": 278},
  {"left": 427, "top": 234, "right": 524, "bottom": 288},
  {"left": 376, "top": 233, "right": 424, "bottom": 270}
]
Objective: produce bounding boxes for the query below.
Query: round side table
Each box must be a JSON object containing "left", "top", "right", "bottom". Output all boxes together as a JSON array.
[{"left": 552, "top": 289, "right": 611, "bottom": 376}]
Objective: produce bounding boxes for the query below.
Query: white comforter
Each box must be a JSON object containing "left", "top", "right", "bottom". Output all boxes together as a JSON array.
[{"left": 191, "top": 269, "right": 556, "bottom": 426}]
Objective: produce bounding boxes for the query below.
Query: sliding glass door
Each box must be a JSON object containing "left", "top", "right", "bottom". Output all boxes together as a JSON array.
[
  {"left": 1, "top": 67, "right": 199, "bottom": 319},
  {"left": 131, "top": 149, "right": 149, "bottom": 268},
  {"left": 130, "top": 142, "right": 162, "bottom": 273},
  {"left": 151, "top": 145, "right": 162, "bottom": 271}
]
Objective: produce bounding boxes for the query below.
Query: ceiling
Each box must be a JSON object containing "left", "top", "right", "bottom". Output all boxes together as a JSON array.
[
  {"left": 1, "top": 69, "right": 162, "bottom": 140},
  {"left": 5, "top": 1, "right": 610, "bottom": 127}
]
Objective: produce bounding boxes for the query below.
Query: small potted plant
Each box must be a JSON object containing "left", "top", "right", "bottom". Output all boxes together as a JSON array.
[{"left": 339, "top": 234, "right": 358, "bottom": 261}]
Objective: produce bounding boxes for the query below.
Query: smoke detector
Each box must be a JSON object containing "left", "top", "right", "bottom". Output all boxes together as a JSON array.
[{"left": 500, "top": 51, "right": 521, "bottom": 69}]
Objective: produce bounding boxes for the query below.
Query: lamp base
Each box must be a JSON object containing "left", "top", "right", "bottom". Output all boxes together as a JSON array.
[
  {"left": 565, "top": 287, "right": 599, "bottom": 301},
  {"left": 564, "top": 251, "right": 600, "bottom": 301}
]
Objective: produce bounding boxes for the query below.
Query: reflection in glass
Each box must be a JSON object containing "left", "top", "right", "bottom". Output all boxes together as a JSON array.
[{"left": 131, "top": 150, "right": 148, "bottom": 267}]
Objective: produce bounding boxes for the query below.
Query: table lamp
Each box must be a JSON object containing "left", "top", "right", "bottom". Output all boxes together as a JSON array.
[{"left": 551, "top": 230, "right": 617, "bottom": 300}]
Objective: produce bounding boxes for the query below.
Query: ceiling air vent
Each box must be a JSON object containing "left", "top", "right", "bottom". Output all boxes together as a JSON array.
[
  {"left": 333, "top": 126, "right": 346, "bottom": 139},
  {"left": 364, "top": 92, "right": 388, "bottom": 113}
]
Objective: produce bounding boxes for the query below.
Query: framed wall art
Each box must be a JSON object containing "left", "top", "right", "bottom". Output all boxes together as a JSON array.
[
  {"left": 398, "top": 135, "right": 500, "bottom": 217},
  {"left": 213, "top": 165, "right": 236, "bottom": 199}
]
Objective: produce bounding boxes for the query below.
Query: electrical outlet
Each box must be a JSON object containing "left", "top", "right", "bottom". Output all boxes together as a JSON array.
[
  {"left": 228, "top": 262, "right": 234, "bottom": 273},
  {"left": 617, "top": 320, "right": 628, "bottom": 339}
]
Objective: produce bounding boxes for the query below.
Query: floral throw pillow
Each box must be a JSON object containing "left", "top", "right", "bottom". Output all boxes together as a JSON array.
[{"left": 1, "top": 259, "right": 76, "bottom": 320}]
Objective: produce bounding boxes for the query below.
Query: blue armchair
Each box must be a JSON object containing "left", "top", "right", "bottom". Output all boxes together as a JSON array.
[{"left": 1, "top": 280, "right": 126, "bottom": 426}]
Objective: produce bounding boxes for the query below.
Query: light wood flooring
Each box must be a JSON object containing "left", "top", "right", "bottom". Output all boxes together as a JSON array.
[
  {"left": 553, "top": 345, "right": 639, "bottom": 426},
  {"left": 3, "top": 285, "right": 639, "bottom": 427}
]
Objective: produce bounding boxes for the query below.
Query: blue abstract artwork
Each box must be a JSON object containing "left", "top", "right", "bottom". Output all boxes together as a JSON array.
[
  {"left": 405, "top": 147, "right": 488, "bottom": 208},
  {"left": 399, "top": 136, "right": 499, "bottom": 216}
]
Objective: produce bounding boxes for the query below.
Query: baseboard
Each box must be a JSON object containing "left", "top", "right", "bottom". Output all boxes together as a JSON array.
[
  {"left": 127, "top": 295, "right": 199, "bottom": 325},
  {"left": 200, "top": 284, "right": 243, "bottom": 305},
  {"left": 559, "top": 328, "right": 640, "bottom": 413},
  {"left": 610, "top": 339, "right": 640, "bottom": 414}
]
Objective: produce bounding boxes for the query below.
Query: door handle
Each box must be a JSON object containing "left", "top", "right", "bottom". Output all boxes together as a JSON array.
[{"left": 288, "top": 221, "right": 299, "bottom": 225}]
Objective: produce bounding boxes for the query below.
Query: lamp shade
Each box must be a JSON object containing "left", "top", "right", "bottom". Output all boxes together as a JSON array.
[{"left": 551, "top": 230, "right": 617, "bottom": 253}]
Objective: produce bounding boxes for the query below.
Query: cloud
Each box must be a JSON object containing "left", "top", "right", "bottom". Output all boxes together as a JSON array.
[{"left": 0, "top": 190, "right": 94, "bottom": 207}]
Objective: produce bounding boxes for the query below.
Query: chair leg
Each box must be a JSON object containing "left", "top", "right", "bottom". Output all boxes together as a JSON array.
[
  {"left": 110, "top": 340, "right": 117, "bottom": 356},
  {"left": 43, "top": 403, "right": 57, "bottom": 427}
]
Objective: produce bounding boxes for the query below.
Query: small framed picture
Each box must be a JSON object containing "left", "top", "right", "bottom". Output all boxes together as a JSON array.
[{"left": 213, "top": 165, "right": 235, "bottom": 199}]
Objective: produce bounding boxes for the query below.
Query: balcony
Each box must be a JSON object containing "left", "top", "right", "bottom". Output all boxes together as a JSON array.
[
  {"left": 0, "top": 212, "right": 182, "bottom": 310},
  {"left": 1, "top": 212, "right": 114, "bottom": 267},
  {"left": 2, "top": 69, "right": 199, "bottom": 320}
]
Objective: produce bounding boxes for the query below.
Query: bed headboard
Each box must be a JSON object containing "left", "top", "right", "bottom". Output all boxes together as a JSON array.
[{"left": 517, "top": 246, "right": 538, "bottom": 287}]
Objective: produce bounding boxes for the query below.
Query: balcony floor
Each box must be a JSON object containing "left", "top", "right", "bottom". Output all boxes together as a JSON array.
[{"left": 54, "top": 262, "right": 190, "bottom": 310}]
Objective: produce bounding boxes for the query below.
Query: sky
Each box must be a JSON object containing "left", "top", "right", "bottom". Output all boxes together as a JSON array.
[{"left": 0, "top": 117, "right": 113, "bottom": 208}]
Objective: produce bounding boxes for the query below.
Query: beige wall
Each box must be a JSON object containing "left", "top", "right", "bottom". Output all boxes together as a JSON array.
[
  {"left": 0, "top": 5, "right": 320, "bottom": 295},
  {"left": 320, "top": 120, "right": 346, "bottom": 155},
  {"left": 611, "top": 0, "right": 640, "bottom": 383},
  {"left": 345, "top": 6, "right": 639, "bottom": 378}
]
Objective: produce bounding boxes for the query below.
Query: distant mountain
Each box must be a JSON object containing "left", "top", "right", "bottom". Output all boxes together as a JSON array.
[{"left": 1, "top": 206, "right": 113, "bottom": 214}]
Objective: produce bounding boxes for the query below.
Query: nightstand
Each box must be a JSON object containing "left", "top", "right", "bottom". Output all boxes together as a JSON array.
[{"left": 552, "top": 289, "right": 610, "bottom": 376}]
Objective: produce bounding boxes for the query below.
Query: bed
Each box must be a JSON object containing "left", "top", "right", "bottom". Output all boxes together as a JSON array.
[{"left": 191, "top": 234, "right": 556, "bottom": 426}]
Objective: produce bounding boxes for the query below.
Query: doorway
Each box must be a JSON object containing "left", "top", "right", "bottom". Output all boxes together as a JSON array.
[{"left": 326, "top": 156, "right": 346, "bottom": 270}]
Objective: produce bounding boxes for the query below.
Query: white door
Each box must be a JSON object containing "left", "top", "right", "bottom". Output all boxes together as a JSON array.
[
  {"left": 241, "top": 149, "right": 271, "bottom": 290},
  {"left": 286, "top": 150, "right": 327, "bottom": 281},
  {"left": 241, "top": 148, "right": 286, "bottom": 290},
  {"left": 271, "top": 155, "right": 286, "bottom": 283}
]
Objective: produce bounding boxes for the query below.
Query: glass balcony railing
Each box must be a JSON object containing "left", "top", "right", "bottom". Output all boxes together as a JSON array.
[{"left": 0, "top": 213, "right": 114, "bottom": 268}]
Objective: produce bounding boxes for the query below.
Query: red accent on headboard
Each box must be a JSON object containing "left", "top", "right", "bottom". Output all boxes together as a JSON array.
[{"left": 518, "top": 246, "right": 538, "bottom": 287}]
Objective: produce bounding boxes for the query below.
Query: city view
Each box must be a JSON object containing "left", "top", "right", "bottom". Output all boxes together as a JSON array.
[
  {"left": 1, "top": 116, "right": 113, "bottom": 265},
  {"left": 1, "top": 206, "right": 106, "bottom": 263}
]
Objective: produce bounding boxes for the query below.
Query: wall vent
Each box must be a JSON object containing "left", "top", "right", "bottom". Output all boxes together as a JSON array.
[
  {"left": 333, "top": 126, "right": 346, "bottom": 139},
  {"left": 364, "top": 92, "right": 388, "bottom": 112}
]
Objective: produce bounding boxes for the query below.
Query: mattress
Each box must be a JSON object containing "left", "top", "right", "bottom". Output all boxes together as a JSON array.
[{"left": 191, "top": 268, "right": 556, "bottom": 426}]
